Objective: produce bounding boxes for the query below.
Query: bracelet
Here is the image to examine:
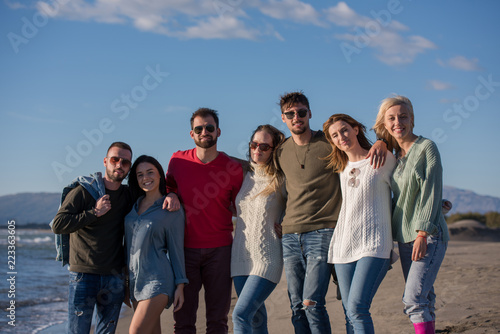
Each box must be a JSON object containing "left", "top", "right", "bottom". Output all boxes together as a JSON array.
[
  {"left": 416, "top": 235, "right": 427, "bottom": 242},
  {"left": 377, "top": 138, "right": 388, "bottom": 145}
]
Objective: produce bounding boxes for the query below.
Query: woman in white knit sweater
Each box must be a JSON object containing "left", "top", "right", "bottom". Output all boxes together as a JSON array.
[
  {"left": 231, "top": 125, "right": 286, "bottom": 334},
  {"left": 231, "top": 124, "right": 286, "bottom": 334},
  {"left": 323, "top": 114, "right": 396, "bottom": 334}
]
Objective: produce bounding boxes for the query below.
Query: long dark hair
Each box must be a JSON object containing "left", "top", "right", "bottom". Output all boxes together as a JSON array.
[{"left": 128, "top": 155, "right": 166, "bottom": 201}]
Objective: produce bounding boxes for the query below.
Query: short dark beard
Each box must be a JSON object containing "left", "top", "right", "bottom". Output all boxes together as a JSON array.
[
  {"left": 195, "top": 137, "right": 217, "bottom": 149},
  {"left": 106, "top": 168, "right": 126, "bottom": 183},
  {"left": 291, "top": 127, "right": 307, "bottom": 135}
]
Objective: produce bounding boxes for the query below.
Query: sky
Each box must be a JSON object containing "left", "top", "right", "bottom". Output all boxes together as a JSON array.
[{"left": 1, "top": 0, "right": 499, "bottom": 199}]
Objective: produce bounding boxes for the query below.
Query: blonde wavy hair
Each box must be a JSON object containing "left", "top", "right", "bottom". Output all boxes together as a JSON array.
[
  {"left": 372, "top": 95, "right": 414, "bottom": 153},
  {"left": 248, "top": 124, "right": 286, "bottom": 197}
]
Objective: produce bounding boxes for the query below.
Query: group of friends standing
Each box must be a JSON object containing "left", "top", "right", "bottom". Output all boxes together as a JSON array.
[{"left": 51, "top": 91, "right": 450, "bottom": 334}]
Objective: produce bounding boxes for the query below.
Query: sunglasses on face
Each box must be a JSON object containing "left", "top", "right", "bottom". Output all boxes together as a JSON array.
[
  {"left": 108, "top": 156, "right": 131, "bottom": 168},
  {"left": 250, "top": 142, "right": 274, "bottom": 152},
  {"left": 193, "top": 124, "right": 216, "bottom": 134},
  {"left": 283, "top": 109, "right": 308, "bottom": 120}
]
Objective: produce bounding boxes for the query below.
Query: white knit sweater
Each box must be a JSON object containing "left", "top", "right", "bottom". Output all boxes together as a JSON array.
[
  {"left": 231, "top": 164, "right": 285, "bottom": 283},
  {"left": 328, "top": 154, "right": 396, "bottom": 264}
]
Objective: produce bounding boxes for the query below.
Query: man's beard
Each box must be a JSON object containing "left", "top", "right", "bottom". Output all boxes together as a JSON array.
[
  {"left": 291, "top": 126, "right": 307, "bottom": 135},
  {"left": 106, "top": 168, "right": 126, "bottom": 183},
  {"left": 195, "top": 136, "right": 217, "bottom": 149}
]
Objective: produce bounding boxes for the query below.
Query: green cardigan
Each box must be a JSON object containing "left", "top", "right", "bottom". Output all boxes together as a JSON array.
[{"left": 391, "top": 136, "right": 450, "bottom": 243}]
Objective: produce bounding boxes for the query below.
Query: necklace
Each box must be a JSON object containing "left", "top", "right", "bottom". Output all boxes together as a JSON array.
[{"left": 293, "top": 139, "right": 311, "bottom": 169}]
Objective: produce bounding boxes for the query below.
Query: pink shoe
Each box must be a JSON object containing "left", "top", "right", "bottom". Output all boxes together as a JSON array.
[{"left": 413, "top": 321, "right": 435, "bottom": 334}]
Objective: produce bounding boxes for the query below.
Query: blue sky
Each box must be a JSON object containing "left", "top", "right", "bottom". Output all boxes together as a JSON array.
[{"left": 1, "top": 0, "right": 499, "bottom": 198}]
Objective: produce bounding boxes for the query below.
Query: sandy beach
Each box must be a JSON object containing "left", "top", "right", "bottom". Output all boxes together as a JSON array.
[{"left": 116, "top": 237, "right": 500, "bottom": 333}]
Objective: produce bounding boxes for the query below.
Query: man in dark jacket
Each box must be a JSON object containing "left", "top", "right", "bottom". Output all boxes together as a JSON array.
[{"left": 51, "top": 142, "right": 133, "bottom": 334}]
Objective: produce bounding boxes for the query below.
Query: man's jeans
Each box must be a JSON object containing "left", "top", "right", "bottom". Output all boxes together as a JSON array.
[
  {"left": 398, "top": 231, "right": 447, "bottom": 324},
  {"left": 282, "top": 228, "right": 334, "bottom": 334},
  {"left": 232, "top": 275, "right": 277, "bottom": 334},
  {"left": 68, "top": 271, "right": 124, "bottom": 334},
  {"left": 335, "top": 257, "right": 390, "bottom": 334}
]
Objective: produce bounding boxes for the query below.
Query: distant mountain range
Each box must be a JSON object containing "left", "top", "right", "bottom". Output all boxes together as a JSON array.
[
  {"left": 0, "top": 186, "right": 498, "bottom": 225},
  {"left": 442, "top": 186, "right": 500, "bottom": 215}
]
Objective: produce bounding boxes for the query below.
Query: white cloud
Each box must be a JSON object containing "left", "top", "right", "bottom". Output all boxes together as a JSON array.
[
  {"left": 324, "top": 2, "right": 369, "bottom": 27},
  {"left": 259, "top": 0, "right": 324, "bottom": 26},
  {"left": 175, "top": 16, "right": 260, "bottom": 40},
  {"left": 16, "top": 0, "right": 435, "bottom": 51},
  {"left": 427, "top": 80, "right": 454, "bottom": 91},
  {"left": 324, "top": 2, "right": 408, "bottom": 31},
  {"left": 32, "top": 0, "right": 264, "bottom": 40},
  {"left": 336, "top": 29, "right": 436, "bottom": 65},
  {"left": 328, "top": 2, "right": 434, "bottom": 65},
  {"left": 438, "top": 56, "right": 481, "bottom": 71}
]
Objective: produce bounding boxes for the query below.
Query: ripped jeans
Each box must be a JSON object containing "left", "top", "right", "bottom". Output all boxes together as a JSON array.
[
  {"left": 282, "top": 228, "right": 334, "bottom": 334},
  {"left": 68, "top": 271, "right": 125, "bottom": 334}
]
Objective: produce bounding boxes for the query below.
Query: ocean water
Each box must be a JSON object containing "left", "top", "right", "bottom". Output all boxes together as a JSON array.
[{"left": 0, "top": 228, "right": 69, "bottom": 333}]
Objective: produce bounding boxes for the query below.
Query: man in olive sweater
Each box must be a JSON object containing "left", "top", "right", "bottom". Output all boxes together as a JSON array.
[
  {"left": 276, "top": 92, "right": 387, "bottom": 334},
  {"left": 51, "top": 142, "right": 133, "bottom": 334}
]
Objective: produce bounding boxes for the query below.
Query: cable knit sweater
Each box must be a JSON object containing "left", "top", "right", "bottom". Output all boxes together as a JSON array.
[
  {"left": 328, "top": 154, "right": 396, "bottom": 264},
  {"left": 231, "top": 164, "right": 286, "bottom": 283},
  {"left": 391, "top": 136, "right": 450, "bottom": 243}
]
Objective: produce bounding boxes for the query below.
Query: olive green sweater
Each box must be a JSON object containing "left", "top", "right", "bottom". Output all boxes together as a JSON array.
[
  {"left": 391, "top": 136, "right": 450, "bottom": 243},
  {"left": 276, "top": 131, "right": 341, "bottom": 234}
]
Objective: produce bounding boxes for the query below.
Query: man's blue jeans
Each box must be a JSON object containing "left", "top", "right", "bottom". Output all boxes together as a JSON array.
[
  {"left": 282, "top": 228, "right": 334, "bottom": 334},
  {"left": 232, "top": 275, "right": 278, "bottom": 334},
  {"left": 68, "top": 271, "right": 125, "bottom": 334},
  {"left": 335, "top": 257, "right": 390, "bottom": 334},
  {"left": 398, "top": 232, "right": 447, "bottom": 324}
]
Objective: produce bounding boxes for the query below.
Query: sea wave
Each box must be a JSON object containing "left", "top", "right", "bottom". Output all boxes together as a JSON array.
[
  {"left": 0, "top": 296, "right": 66, "bottom": 309},
  {"left": 17, "top": 236, "right": 53, "bottom": 244},
  {"left": 0, "top": 229, "right": 54, "bottom": 246}
]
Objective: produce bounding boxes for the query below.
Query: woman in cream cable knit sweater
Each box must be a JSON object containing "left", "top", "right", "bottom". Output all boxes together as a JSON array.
[
  {"left": 231, "top": 124, "right": 286, "bottom": 334},
  {"left": 323, "top": 114, "right": 396, "bottom": 334}
]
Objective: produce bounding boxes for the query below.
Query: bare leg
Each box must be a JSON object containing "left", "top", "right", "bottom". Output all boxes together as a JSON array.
[{"left": 130, "top": 294, "right": 169, "bottom": 334}]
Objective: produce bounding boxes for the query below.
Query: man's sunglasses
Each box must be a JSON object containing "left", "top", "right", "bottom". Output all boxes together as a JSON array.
[
  {"left": 283, "top": 109, "right": 308, "bottom": 120},
  {"left": 193, "top": 124, "right": 216, "bottom": 134},
  {"left": 108, "top": 156, "right": 131, "bottom": 168},
  {"left": 250, "top": 142, "right": 274, "bottom": 152}
]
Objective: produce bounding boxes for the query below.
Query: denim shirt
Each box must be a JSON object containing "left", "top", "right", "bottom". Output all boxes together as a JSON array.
[
  {"left": 125, "top": 196, "right": 188, "bottom": 307},
  {"left": 50, "top": 172, "right": 105, "bottom": 267}
]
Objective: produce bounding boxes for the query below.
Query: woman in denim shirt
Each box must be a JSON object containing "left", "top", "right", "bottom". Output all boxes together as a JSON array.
[
  {"left": 373, "top": 96, "right": 450, "bottom": 334},
  {"left": 125, "top": 155, "right": 188, "bottom": 334}
]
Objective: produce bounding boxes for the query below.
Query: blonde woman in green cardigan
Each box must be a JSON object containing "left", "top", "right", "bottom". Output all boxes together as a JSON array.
[{"left": 373, "top": 95, "right": 449, "bottom": 334}]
